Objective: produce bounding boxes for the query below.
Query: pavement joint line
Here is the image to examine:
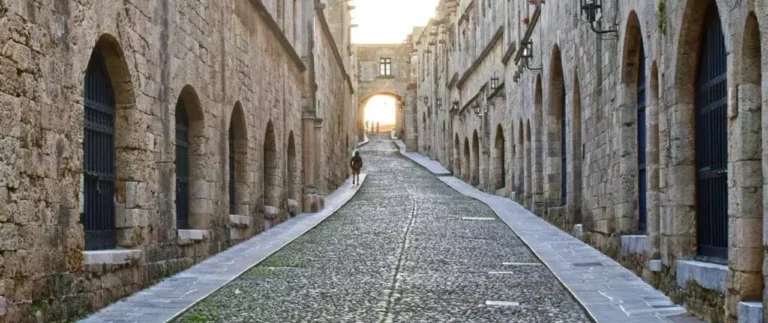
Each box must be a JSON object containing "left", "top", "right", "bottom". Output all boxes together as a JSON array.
[
  {"left": 501, "top": 262, "right": 542, "bottom": 266},
  {"left": 487, "top": 271, "right": 517, "bottom": 274},
  {"left": 379, "top": 178, "right": 418, "bottom": 323},
  {"left": 461, "top": 217, "right": 496, "bottom": 221},
  {"left": 485, "top": 301, "right": 520, "bottom": 307}
]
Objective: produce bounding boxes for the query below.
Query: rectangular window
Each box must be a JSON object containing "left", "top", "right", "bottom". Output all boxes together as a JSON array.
[{"left": 380, "top": 58, "right": 392, "bottom": 76}]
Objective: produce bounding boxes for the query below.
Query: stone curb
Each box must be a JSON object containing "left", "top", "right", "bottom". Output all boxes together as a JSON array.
[
  {"left": 393, "top": 140, "right": 452, "bottom": 176},
  {"left": 80, "top": 175, "right": 368, "bottom": 323}
]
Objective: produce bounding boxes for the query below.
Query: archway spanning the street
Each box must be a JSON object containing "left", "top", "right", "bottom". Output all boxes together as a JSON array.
[{"left": 361, "top": 93, "right": 400, "bottom": 133}]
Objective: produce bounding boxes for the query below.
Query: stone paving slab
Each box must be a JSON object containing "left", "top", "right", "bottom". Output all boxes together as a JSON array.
[
  {"left": 394, "top": 139, "right": 451, "bottom": 176},
  {"left": 79, "top": 175, "right": 367, "bottom": 323},
  {"left": 435, "top": 176, "right": 704, "bottom": 323}
]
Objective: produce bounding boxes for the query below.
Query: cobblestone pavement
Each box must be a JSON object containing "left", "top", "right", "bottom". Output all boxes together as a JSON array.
[{"left": 173, "top": 136, "right": 590, "bottom": 323}]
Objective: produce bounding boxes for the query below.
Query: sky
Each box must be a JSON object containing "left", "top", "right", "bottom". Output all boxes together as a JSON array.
[
  {"left": 364, "top": 96, "right": 397, "bottom": 125},
  {"left": 351, "top": 0, "right": 440, "bottom": 44}
]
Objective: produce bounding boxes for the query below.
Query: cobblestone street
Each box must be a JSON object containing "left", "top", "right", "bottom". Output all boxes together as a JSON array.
[{"left": 173, "top": 137, "right": 590, "bottom": 322}]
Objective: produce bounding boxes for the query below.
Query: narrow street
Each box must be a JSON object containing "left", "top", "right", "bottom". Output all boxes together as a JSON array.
[{"left": 174, "top": 136, "right": 590, "bottom": 323}]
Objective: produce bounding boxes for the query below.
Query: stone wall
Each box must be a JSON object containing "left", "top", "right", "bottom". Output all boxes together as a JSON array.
[
  {"left": 412, "top": 0, "right": 768, "bottom": 321},
  {"left": 0, "top": 0, "right": 354, "bottom": 322}
]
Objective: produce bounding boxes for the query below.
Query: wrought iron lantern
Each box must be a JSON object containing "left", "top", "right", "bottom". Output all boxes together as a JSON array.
[
  {"left": 579, "top": 0, "right": 617, "bottom": 34},
  {"left": 472, "top": 102, "right": 481, "bottom": 115},
  {"left": 521, "top": 41, "right": 542, "bottom": 71},
  {"left": 452, "top": 100, "right": 460, "bottom": 110},
  {"left": 423, "top": 96, "right": 429, "bottom": 105},
  {"left": 491, "top": 75, "right": 499, "bottom": 91},
  {"left": 436, "top": 99, "right": 443, "bottom": 110}
]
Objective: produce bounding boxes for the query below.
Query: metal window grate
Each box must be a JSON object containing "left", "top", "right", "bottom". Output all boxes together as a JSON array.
[
  {"left": 176, "top": 101, "right": 190, "bottom": 230},
  {"left": 695, "top": 1, "right": 728, "bottom": 260},
  {"left": 83, "top": 50, "right": 117, "bottom": 251},
  {"left": 561, "top": 83, "right": 567, "bottom": 206},
  {"left": 637, "top": 42, "right": 648, "bottom": 233}
]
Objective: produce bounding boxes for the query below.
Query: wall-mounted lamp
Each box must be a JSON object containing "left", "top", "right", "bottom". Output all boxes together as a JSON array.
[
  {"left": 452, "top": 100, "right": 460, "bottom": 110},
  {"left": 579, "top": 0, "right": 618, "bottom": 35},
  {"left": 491, "top": 74, "right": 500, "bottom": 91},
  {"left": 436, "top": 99, "right": 443, "bottom": 110},
  {"left": 472, "top": 102, "right": 488, "bottom": 117},
  {"left": 521, "top": 41, "right": 542, "bottom": 71}
]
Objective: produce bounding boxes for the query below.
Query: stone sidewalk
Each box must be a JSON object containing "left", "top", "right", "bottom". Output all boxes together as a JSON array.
[
  {"left": 79, "top": 175, "right": 367, "bottom": 323},
  {"left": 398, "top": 148, "right": 703, "bottom": 323}
]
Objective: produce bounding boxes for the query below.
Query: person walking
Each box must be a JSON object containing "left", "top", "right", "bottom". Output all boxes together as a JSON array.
[
  {"left": 376, "top": 122, "right": 380, "bottom": 133},
  {"left": 350, "top": 151, "right": 363, "bottom": 185}
]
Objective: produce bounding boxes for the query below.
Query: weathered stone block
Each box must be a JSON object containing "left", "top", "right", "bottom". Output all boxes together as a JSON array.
[{"left": 676, "top": 260, "right": 728, "bottom": 294}]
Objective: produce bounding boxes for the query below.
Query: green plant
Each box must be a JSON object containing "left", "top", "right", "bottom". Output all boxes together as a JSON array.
[{"left": 657, "top": 0, "right": 667, "bottom": 36}]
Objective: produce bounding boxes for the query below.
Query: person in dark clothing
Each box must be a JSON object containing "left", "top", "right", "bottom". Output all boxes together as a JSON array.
[
  {"left": 350, "top": 151, "right": 363, "bottom": 185},
  {"left": 376, "top": 122, "right": 380, "bottom": 133}
]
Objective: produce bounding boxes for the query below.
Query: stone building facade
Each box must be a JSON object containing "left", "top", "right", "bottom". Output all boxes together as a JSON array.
[
  {"left": 353, "top": 44, "right": 411, "bottom": 139},
  {"left": 411, "top": 0, "right": 768, "bottom": 322},
  {"left": 0, "top": 0, "right": 357, "bottom": 322}
]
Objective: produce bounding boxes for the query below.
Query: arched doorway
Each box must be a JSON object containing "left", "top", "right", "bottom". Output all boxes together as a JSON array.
[
  {"left": 534, "top": 76, "right": 544, "bottom": 214},
  {"left": 264, "top": 121, "right": 281, "bottom": 226},
  {"left": 472, "top": 130, "right": 480, "bottom": 185},
  {"left": 229, "top": 103, "right": 248, "bottom": 216},
  {"left": 463, "top": 137, "right": 470, "bottom": 181},
  {"left": 493, "top": 125, "right": 505, "bottom": 191},
  {"left": 454, "top": 133, "right": 462, "bottom": 176},
  {"left": 548, "top": 46, "right": 566, "bottom": 207},
  {"left": 286, "top": 131, "right": 298, "bottom": 215},
  {"left": 362, "top": 94, "right": 399, "bottom": 133},
  {"left": 175, "top": 86, "right": 205, "bottom": 230}
]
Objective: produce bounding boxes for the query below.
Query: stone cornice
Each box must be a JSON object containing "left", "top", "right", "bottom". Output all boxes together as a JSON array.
[
  {"left": 249, "top": 0, "right": 306, "bottom": 72},
  {"left": 315, "top": 5, "right": 355, "bottom": 93},
  {"left": 457, "top": 26, "right": 503, "bottom": 89}
]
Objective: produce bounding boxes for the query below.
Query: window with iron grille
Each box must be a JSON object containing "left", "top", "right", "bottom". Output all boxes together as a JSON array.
[
  {"left": 83, "top": 49, "right": 117, "bottom": 251},
  {"left": 175, "top": 100, "right": 191, "bottom": 230},
  {"left": 380, "top": 57, "right": 392, "bottom": 76}
]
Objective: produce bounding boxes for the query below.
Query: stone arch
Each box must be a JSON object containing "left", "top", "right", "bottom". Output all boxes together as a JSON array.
[
  {"left": 442, "top": 121, "right": 447, "bottom": 164},
  {"left": 570, "top": 71, "right": 583, "bottom": 225},
  {"left": 286, "top": 131, "right": 299, "bottom": 214},
  {"left": 727, "top": 10, "right": 764, "bottom": 310},
  {"left": 228, "top": 102, "right": 249, "bottom": 216},
  {"left": 472, "top": 130, "right": 481, "bottom": 185},
  {"left": 533, "top": 75, "right": 544, "bottom": 214},
  {"left": 263, "top": 120, "right": 281, "bottom": 228},
  {"left": 358, "top": 91, "right": 402, "bottom": 139},
  {"left": 82, "top": 34, "right": 139, "bottom": 250},
  {"left": 668, "top": 0, "right": 729, "bottom": 261},
  {"left": 454, "top": 133, "right": 462, "bottom": 175},
  {"left": 463, "top": 137, "right": 471, "bottom": 181},
  {"left": 547, "top": 45, "right": 566, "bottom": 208},
  {"left": 647, "top": 61, "right": 662, "bottom": 262},
  {"left": 175, "top": 85, "right": 206, "bottom": 230},
  {"left": 492, "top": 124, "right": 506, "bottom": 191}
]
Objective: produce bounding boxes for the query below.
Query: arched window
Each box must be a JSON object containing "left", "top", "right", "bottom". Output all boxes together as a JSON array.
[
  {"left": 83, "top": 49, "right": 117, "bottom": 250},
  {"left": 695, "top": 1, "right": 728, "bottom": 259},
  {"left": 637, "top": 42, "right": 647, "bottom": 233},
  {"left": 175, "top": 100, "right": 190, "bottom": 229}
]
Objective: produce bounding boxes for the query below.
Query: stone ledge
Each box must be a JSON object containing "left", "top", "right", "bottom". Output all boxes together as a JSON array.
[
  {"left": 177, "top": 229, "right": 211, "bottom": 245},
  {"left": 264, "top": 205, "right": 281, "bottom": 219},
  {"left": 676, "top": 260, "right": 728, "bottom": 293},
  {"left": 572, "top": 224, "right": 583, "bottom": 239},
  {"left": 287, "top": 199, "right": 299, "bottom": 215},
  {"left": 620, "top": 235, "right": 647, "bottom": 256},
  {"left": 649, "top": 259, "right": 662, "bottom": 272},
  {"left": 738, "top": 301, "right": 763, "bottom": 323},
  {"left": 82, "top": 249, "right": 142, "bottom": 266},
  {"left": 229, "top": 214, "right": 251, "bottom": 228}
]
